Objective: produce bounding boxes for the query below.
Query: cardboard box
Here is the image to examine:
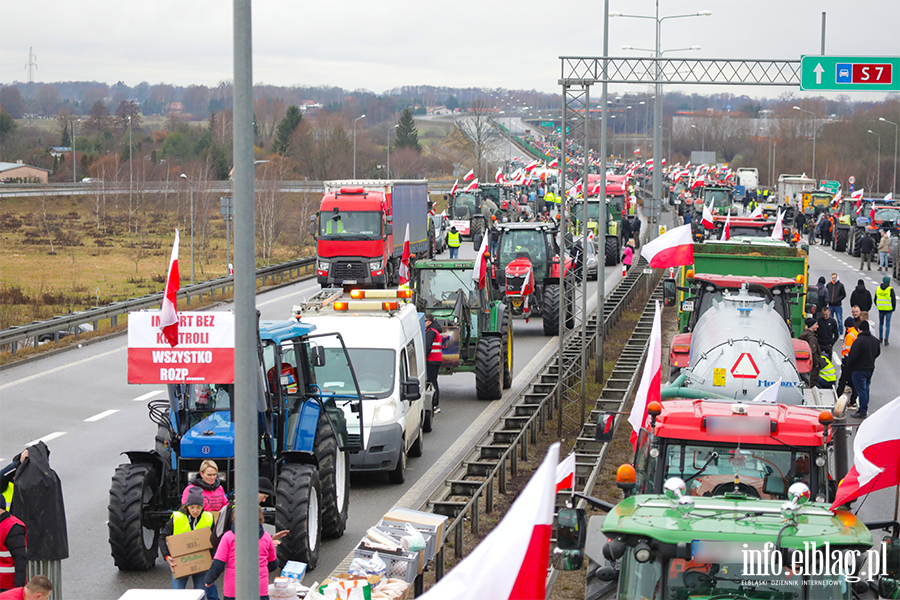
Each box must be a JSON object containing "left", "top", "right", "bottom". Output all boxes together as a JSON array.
[
  {"left": 171, "top": 550, "right": 213, "bottom": 579},
  {"left": 167, "top": 528, "right": 213, "bottom": 557}
]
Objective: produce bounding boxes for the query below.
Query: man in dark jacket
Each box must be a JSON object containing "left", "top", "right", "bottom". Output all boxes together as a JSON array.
[
  {"left": 849, "top": 279, "right": 873, "bottom": 320},
  {"left": 816, "top": 306, "right": 839, "bottom": 359},
  {"left": 826, "top": 273, "right": 847, "bottom": 334},
  {"left": 620, "top": 214, "right": 632, "bottom": 242},
  {"left": 859, "top": 233, "right": 876, "bottom": 270},
  {"left": 794, "top": 210, "right": 806, "bottom": 234},
  {"left": 845, "top": 320, "right": 880, "bottom": 418},
  {"left": 424, "top": 313, "right": 443, "bottom": 414},
  {"left": 813, "top": 276, "right": 829, "bottom": 316},
  {"left": 799, "top": 318, "right": 822, "bottom": 385}
]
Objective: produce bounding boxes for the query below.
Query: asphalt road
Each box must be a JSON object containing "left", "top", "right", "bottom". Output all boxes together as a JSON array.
[{"left": 0, "top": 230, "right": 629, "bottom": 598}]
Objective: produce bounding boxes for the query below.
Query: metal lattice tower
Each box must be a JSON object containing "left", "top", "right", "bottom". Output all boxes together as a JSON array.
[{"left": 24, "top": 47, "right": 38, "bottom": 100}]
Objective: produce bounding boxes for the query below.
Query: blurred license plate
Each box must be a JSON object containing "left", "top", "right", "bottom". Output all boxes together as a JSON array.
[
  {"left": 343, "top": 279, "right": 357, "bottom": 284},
  {"left": 682, "top": 300, "right": 694, "bottom": 311}
]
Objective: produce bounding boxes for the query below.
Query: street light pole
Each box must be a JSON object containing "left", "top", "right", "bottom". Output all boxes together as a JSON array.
[
  {"left": 72, "top": 118, "right": 78, "bottom": 184},
  {"left": 353, "top": 114, "right": 366, "bottom": 178},
  {"left": 128, "top": 115, "right": 133, "bottom": 232},
  {"left": 868, "top": 130, "right": 881, "bottom": 194},
  {"left": 880, "top": 117, "right": 899, "bottom": 195},
  {"left": 793, "top": 106, "right": 816, "bottom": 180},
  {"left": 386, "top": 123, "right": 398, "bottom": 179},
  {"left": 180, "top": 174, "right": 194, "bottom": 285}
]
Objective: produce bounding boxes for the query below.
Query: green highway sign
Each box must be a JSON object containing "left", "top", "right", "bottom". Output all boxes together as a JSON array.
[
  {"left": 540, "top": 121, "right": 554, "bottom": 127},
  {"left": 820, "top": 180, "right": 840, "bottom": 194},
  {"left": 800, "top": 55, "right": 900, "bottom": 91}
]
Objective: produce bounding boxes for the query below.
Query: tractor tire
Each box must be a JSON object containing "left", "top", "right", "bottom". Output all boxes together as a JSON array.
[
  {"left": 850, "top": 228, "right": 863, "bottom": 257},
  {"left": 388, "top": 439, "right": 407, "bottom": 484},
  {"left": 471, "top": 219, "right": 484, "bottom": 249},
  {"left": 314, "top": 409, "right": 348, "bottom": 540},
  {"left": 501, "top": 309, "right": 513, "bottom": 389},
  {"left": 605, "top": 236, "right": 619, "bottom": 266},
  {"left": 834, "top": 227, "right": 849, "bottom": 252},
  {"left": 475, "top": 336, "right": 503, "bottom": 400},
  {"left": 472, "top": 232, "right": 483, "bottom": 252},
  {"left": 542, "top": 283, "right": 561, "bottom": 336},
  {"left": 108, "top": 463, "right": 159, "bottom": 571},
  {"left": 276, "top": 464, "right": 322, "bottom": 570}
]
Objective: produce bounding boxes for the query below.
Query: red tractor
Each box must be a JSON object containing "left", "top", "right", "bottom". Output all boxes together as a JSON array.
[{"left": 491, "top": 222, "right": 576, "bottom": 335}]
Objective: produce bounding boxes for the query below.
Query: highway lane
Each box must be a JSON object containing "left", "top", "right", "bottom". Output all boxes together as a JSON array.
[
  {"left": 806, "top": 243, "right": 900, "bottom": 527},
  {"left": 0, "top": 230, "right": 630, "bottom": 598}
]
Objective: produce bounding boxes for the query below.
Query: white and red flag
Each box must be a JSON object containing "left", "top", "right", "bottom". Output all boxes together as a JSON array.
[
  {"left": 450, "top": 179, "right": 458, "bottom": 195},
  {"left": 472, "top": 232, "right": 490, "bottom": 290},
  {"left": 160, "top": 230, "right": 180, "bottom": 347},
  {"left": 832, "top": 189, "right": 843, "bottom": 205},
  {"left": 749, "top": 205, "right": 764, "bottom": 218},
  {"left": 463, "top": 169, "right": 475, "bottom": 182},
  {"left": 398, "top": 223, "right": 411, "bottom": 285},
  {"left": 691, "top": 177, "right": 705, "bottom": 190},
  {"left": 831, "top": 395, "right": 900, "bottom": 510},
  {"left": 465, "top": 178, "right": 479, "bottom": 192},
  {"left": 495, "top": 168, "right": 506, "bottom": 184},
  {"left": 555, "top": 452, "right": 576, "bottom": 493},
  {"left": 701, "top": 199, "right": 716, "bottom": 229},
  {"left": 885, "top": 192, "right": 894, "bottom": 202},
  {"left": 640, "top": 224, "right": 695, "bottom": 269},
  {"left": 720, "top": 212, "right": 731, "bottom": 241},
  {"left": 627, "top": 301, "right": 662, "bottom": 449},
  {"left": 524, "top": 159, "right": 539, "bottom": 173},
  {"left": 770, "top": 210, "right": 785, "bottom": 241},
  {"left": 419, "top": 443, "right": 559, "bottom": 600},
  {"left": 548, "top": 158, "right": 559, "bottom": 168},
  {"left": 870, "top": 205, "right": 876, "bottom": 222}
]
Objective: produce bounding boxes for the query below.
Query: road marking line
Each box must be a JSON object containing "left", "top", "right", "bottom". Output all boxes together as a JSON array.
[
  {"left": 0, "top": 347, "right": 125, "bottom": 391},
  {"left": 133, "top": 390, "right": 164, "bottom": 402},
  {"left": 84, "top": 409, "right": 119, "bottom": 422},
  {"left": 24, "top": 432, "right": 66, "bottom": 447}
]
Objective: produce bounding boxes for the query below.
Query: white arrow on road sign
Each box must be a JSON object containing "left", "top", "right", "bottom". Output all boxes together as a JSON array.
[{"left": 814, "top": 63, "right": 824, "bottom": 84}]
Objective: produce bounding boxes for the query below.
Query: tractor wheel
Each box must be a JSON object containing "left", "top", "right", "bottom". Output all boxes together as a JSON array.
[
  {"left": 388, "top": 439, "right": 407, "bottom": 484},
  {"left": 605, "top": 236, "right": 619, "bottom": 266},
  {"left": 501, "top": 309, "right": 513, "bottom": 389},
  {"left": 475, "top": 336, "right": 503, "bottom": 400},
  {"left": 314, "top": 409, "right": 348, "bottom": 539},
  {"left": 471, "top": 219, "right": 484, "bottom": 249},
  {"left": 850, "top": 228, "right": 863, "bottom": 257},
  {"left": 108, "top": 463, "right": 159, "bottom": 571},
  {"left": 542, "top": 283, "right": 561, "bottom": 336},
  {"left": 276, "top": 464, "right": 321, "bottom": 570},
  {"left": 834, "top": 227, "right": 849, "bottom": 252}
]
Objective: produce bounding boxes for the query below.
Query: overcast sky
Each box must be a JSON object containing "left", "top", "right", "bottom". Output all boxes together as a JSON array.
[{"left": 2, "top": 0, "right": 899, "bottom": 101}]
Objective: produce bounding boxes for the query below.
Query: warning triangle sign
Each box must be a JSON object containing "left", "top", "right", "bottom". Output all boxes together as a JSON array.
[{"left": 730, "top": 352, "right": 759, "bottom": 379}]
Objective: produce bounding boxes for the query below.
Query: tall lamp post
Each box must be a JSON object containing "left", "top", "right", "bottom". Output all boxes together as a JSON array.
[
  {"left": 72, "top": 118, "right": 80, "bottom": 183},
  {"left": 868, "top": 130, "right": 881, "bottom": 194},
  {"left": 386, "top": 123, "right": 399, "bottom": 179},
  {"left": 792, "top": 106, "right": 817, "bottom": 180},
  {"left": 614, "top": 6, "right": 711, "bottom": 239},
  {"left": 128, "top": 115, "right": 133, "bottom": 231},
  {"left": 880, "top": 117, "right": 899, "bottom": 195},
  {"left": 353, "top": 114, "right": 366, "bottom": 178},
  {"left": 180, "top": 174, "right": 195, "bottom": 285}
]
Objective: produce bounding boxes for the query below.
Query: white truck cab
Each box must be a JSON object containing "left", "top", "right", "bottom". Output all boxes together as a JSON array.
[{"left": 293, "top": 289, "right": 431, "bottom": 484}]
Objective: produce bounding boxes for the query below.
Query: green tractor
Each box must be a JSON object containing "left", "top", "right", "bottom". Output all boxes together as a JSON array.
[
  {"left": 412, "top": 259, "right": 513, "bottom": 400},
  {"left": 446, "top": 192, "right": 497, "bottom": 249},
  {"left": 570, "top": 196, "right": 625, "bottom": 266}
]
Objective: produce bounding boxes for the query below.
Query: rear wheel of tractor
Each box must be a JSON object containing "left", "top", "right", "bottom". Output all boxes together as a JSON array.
[
  {"left": 850, "top": 228, "right": 863, "bottom": 257},
  {"left": 471, "top": 219, "right": 484, "bottom": 249},
  {"left": 605, "top": 236, "right": 619, "bottom": 266},
  {"left": 108, "top": 463, "right": 159, "bottom": 571},
  {"left": 314, "top": 410, "right": 348, "bottom": 539},
  {"left": 388, "top": 440, "right": 407, "bottom": 484},
  {"left": 475, "top": 336, "right": 503, "bottom": 400},
  {"left": 501, "top": 310, "right": 513, "bottom": 389},
  {"left": 276, "top": 464, "right": 321, "bottom": 570},
  {"left": 834, "top": 227, "right": 849, "bottom": 252},
  {"left": 542, "top": 283, "right": 560, "bottom": 336}
]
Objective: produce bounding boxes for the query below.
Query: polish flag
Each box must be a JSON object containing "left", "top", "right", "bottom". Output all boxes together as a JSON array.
[
  {"left": 831, "top": 395, "right": 900, "bottom": 510},
  {"left": 628, "top": 302, "right": 662, "bottom": 449},
  {"left": 548, "top": 158, "right": 559, "bottom": 168},
  {"left": 450, "top": 179, "right": 458, "bottom": 195},
  {"left": 646, "top": 159, "right": 654, "bottom": 166},
  {"left": 749, "top": 205, "right": 764, "bottom": 218},
  {"left": 555, "top": 453, "right": 576, "bottom": 492},
  {"left": 495, "top": 168, "right": 506, "bottom": 184},
  {"left": 720, "top": 212, "right": 731, "bottom": 241},
  {"left": 770, "top": 210, "right": 785, "bottom": 241},
  {"left": 419, "top": 443, "right": 559, "bottom": 600},
  {"left": 691, "top": 177, "right": 705, "bottom": 189},
  {"left": 640, "top": 224, "right": 695, "bottom": 269},
  {"left": 465, "top": 178, "right": 479, "bottom": 192},
  {"left": 885, "top": 192, "right": 893, "bottom": 202},
  {"left": 160, "top": 230, "right": 180, "bottom": 348},
  {"left": 398, "top": 223, "right": 411, "bottom": 285},
  {"left": 524, "top": 160, "right": 539, "bottom": 173},
  {"left": 851, "top": 189, "right": 864, "bottom": 199},
  {"left": 701, "top": 199, "right": 716, "bottom": 229},
  {"left": 832, "top": 189, "right": 842, "bottom": 205},
  {"left": 870, "top": 205, "right": 876, "bottom": 222},
  {"left": 463, "top": 169, "right": 475, "bottom": 182},
  {"left": 472, "top": 232, "right": 490, "bottom": 289}
]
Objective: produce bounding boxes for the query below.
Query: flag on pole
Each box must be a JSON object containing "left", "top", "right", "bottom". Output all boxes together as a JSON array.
[
  {"left": 749, "top": 205, "right": 764, "bottom": 218},
  {"left": 555, "top": 453, "right": 576, "bottom": 493},
  {"left": 463, "top": 169, "right": 475, "bottom": 182},
  {"left": 398, "top": 223, "right": 411, "bottom": 285},
  {"left": 472, "top": 233, "right": 490, "bottom": 290},
  {"left": 548, "top": 158, "right": 559, "bottom": 168},
  {"left": 770, "top": 210, "right": 785, "bottom": 241},
  {"left": 832, "top": 189, "right": 842, "bottom": 205},
  {"left": 870, "top": 205, "right": 876, "bottom": 222},
  {"left": 720, "top": 212, "right": 731, "bottom": 241},
  {"left": 884, "top": 192, "right": 893, "bottom": 201},
  {"left": 751, "top": 378, "right": 782, "bottom": 403},
  {"left": 465, "top": 178, "right": 479, "bottom": 192},
  {"left": 701, "top": 199, "right": 716, "bottom": 229},
  {"left": 831, "top": 395, "right": 900, "bottom": 510},
  {"left": 640, "top": 224, "right": 695, "bottom": 269},
  {"left": 495, "top": 168, "right": 506, "bottom": 184},
  {"left": 450, "top": 179, "right": 458, "bottom": 195},
  {"left": 420, "top": 443, "right": 560, "bottom": 600},
  {"left": 160, "top": 230, "right": 180, "bottom": 348},
  {"left": 628, "top": 302, "right": 662, "bottom": 449},
  {"left": 525, "top": 159, "right": 539, "bottom": 173}
]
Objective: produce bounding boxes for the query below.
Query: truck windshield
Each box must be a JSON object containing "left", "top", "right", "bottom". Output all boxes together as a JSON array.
[
  {"left": 729, "top": 224, "right": 774, "bottom": 238},
  {"left": 319, "top": 211, "right": 382, "bottom": 239},
  {"left": 661, "top": 443, "right": 821, "bottom": 501},
  {"left": 574, "top": 202, "right": 603, "bottom": 221},
  {"left": 418, "top": 269, "right": 479, "bottom": 308},
  {"left": 498, "top": 230, "right": 548, "bottom": 275},
  {"left": 344, "top": 349, "right": 395, "bottom": 399},
  {"left": 809, "top": 194, "right": 833, "bottom": 207}
]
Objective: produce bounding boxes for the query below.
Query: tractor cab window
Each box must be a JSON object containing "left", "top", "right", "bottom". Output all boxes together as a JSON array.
[
  {"left": 729, "top": 224, "right": 774, "bottom": 238},
  {"left": 170, "top": 383, "right": 233, "bottom": 429},
  {"left": 452, "top": 193, "right": 478, "bottom": 219},
  {"left": 873, "top": 208, "right": 900, "bottom": 222},
  {"left": 499, "top": 230, "right": 548, "bottom": 276},
  {"left": 617, "top": 553, "right": 663, "bottom": 600},
  {"left": 703, "top": 189, "right": 732, "bottom": 207},
  {"left": 418, "top": 268, "right": 479, "bottom": 309},
  {"left": 262, "top": 342, "right": 305, "bottom": 402}
]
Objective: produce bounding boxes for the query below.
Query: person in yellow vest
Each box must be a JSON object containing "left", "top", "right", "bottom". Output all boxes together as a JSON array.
[
  {"left": 447, "top": 226, "right": 461, "bottom": 259},
  {"left": 325, "top": 215, "right": 344, "bottom": 234},
  {"left": 818, "top": 353, "right": 837, "bottom": 389},
  {"left": 876, "top": 276, "right": 896, "bottom": 345},
  {"left": 159, "top": 487, "right": 219, "bottom": 599}
]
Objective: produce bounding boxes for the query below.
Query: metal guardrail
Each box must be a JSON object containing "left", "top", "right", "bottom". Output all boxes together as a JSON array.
[
  {"left": 490, "top": 119, "right": 551, "bottom": 162},
  {"left": 0, "top": 257, "right": 316, "bottom": 354}
]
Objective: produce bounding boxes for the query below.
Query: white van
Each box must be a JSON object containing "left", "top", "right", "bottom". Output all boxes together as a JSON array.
[{"left": 294, "top": 291, "right": 431, "bottom": 484}]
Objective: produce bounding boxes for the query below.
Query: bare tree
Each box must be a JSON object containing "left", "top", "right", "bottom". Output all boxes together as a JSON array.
[
  {"left": 256, "top": 158, "right": 290, "bottom": 265},
  {"left": 459, "top": 97, "right": 501, "bottom": 173}
]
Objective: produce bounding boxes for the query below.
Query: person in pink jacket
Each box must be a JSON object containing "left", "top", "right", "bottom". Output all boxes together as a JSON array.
[
  {"left": 204, "top": 508, "right": 277, "bottom": 600},
  {"left": 622, "top": 240, "right": 634, "bottom": 267},
  {"left": 181, "top": 459, "right": 227, "bottom": 512}
]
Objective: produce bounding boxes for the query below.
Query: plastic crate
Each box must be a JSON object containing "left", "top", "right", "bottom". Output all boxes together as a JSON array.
[
  {"left": 353, "top": 546, "right": 418, "bottom": 584},
  {"left": 376, "top": 522, "right": 437, "bottom": 562}
]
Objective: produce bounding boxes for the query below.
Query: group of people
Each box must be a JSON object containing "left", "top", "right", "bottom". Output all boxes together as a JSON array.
[
  {"left": 858, "top": 229, "right": 893, "bottom": 271},
  {"left": 804, "top": 273, "right": 896, "bottom": 418}
]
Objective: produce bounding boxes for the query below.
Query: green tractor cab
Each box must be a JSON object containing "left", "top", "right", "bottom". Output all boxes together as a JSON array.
[
  {"left": 571, "top": 196, "right": 625, "bottom": 266},
  {"left": 412, "top": 260, "right": 512, "bottom": 399}
]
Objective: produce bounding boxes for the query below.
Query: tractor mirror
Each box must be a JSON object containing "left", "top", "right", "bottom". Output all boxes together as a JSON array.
[
  {"left": 311, "top": 345, "right": 326, "bottom": 368},
  {"left": 805, "top": 288, "right": 819, "bottom": 315},
  {"left": 877, "top": 578, "right": 899, "bottom": 600},
  {"left": 553, "top": 508, "right": 587, "bottom": 571},
  {"left": 663, "top": 278, "right": 677, "bottom": 307},
  {"left": 595, "top": 413, "right": 615, "bottom": 442},
  {"left": 401, "top": 378, "right": 421, "bottom": 402},
  {"left": 309, "top": 214, "right": 317, "bottom": 238}
]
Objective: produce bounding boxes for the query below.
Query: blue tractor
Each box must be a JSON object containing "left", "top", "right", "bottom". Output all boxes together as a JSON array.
[{"left": 107, "top": 319, "right": 364, "bottom": 571}]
